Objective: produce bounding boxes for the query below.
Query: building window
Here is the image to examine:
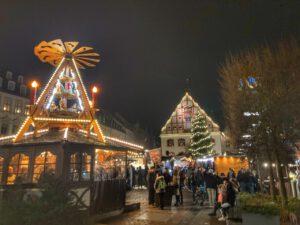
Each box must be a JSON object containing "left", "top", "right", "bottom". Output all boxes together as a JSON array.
[
  {"left": 0, "top": 156, "right": 3, "bottom": 183},
  {"left": 178, "top": 139, "right": 185, "bottom": 147},
  {"left": 167, "top": 139, "right": 174, "bottom": 147},
  {"left": 7, "top": 81, "right": 16, "bottom": 91},
  {"left": 12, "top": 125, "right": 19, "bottom": 134},
  {"left": 1, "top": 124, "right": 8, "bottom": 135},
  {"left": 24, "top": 107, "right": 30, "bottom": 115},
  {"left": 3, "top": 99, "right": 11, "bottom": 112},
  {"left": 15, "top": 103, "right": 22, "bottom": 114},
  {"left": 7, "top": 153, "right": 29, "bottom": 184},
  {"left": 0, "top": 77, "right": 3, "bottom": 88},
  {"left": 20, "top": 85, "right": 27, "bottom": 96},
  {"left": 6, "top": 71, "right": 13, "bottom": 80},
  {"left": 17, "top": 75, "right": 24, "bottom": 83},
  {"left": 69, "top": 152, "right": 91, "bottom": 182},
  {"left": 33, "top": 151, "right": 56, "bottom": 183}
]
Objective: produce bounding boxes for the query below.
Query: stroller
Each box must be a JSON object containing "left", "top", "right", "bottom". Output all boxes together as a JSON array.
[{"left": 194, "top": 185, "right": 207, "bottom": 206}]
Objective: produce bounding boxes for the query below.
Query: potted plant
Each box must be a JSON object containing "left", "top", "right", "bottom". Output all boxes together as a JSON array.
[
  {"left": 287, "top": 198, "right": 300, "bottom": 225},
  {"left": 239, "top": 193, "right": 280, "bottom": 225}
]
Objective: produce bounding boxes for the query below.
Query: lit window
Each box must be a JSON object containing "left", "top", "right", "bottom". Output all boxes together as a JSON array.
[
  {"left": 24, "top": 107, "right": 30, "bottom": 115},
  {"left": 3, "top": 99, "right": 11, "bottom": 112},
  {"left": 33, "top": 151, "right": 56, "bottom": 183},
  {"left": 69, "top": 152, "right": 91, "bottom": 182},
  {"left": 167, "top": 139, "right": 174, "bottom": 147},
  {"left": 14, "top": 103, "right": 22, "bottom": 114},
  {"left": 178, "top": 139, "right": 185, "bottom": 147},
  {"left": 0, "top": 156, "right": 3, "bottom": 184},
  {"left": 7, "top": 153, "right": 29, "bottom": 184},
  {"left": 7, "top": 81, "right": 15, "bottom": 91}
]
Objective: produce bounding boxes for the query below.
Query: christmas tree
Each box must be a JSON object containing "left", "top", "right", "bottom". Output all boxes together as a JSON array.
[{"left": 189, "top": 112, "right": 214, "bottom": 158}]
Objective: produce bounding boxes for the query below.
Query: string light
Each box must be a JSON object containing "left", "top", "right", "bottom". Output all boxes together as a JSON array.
[
  {"left": 78, "top": 129, "right": 143, "bottom": 150},
  {"left": 64, "top": 128, "right": 69, "bottom": 139},
  {"left": 35, "top": 58, "right": 65, "bottom": 105},
  {"left": 1, "top": 129, "right": 49, "bottom": 141},
  {"left": 34, "top": 117, "right": 91, "bottom": 123}
]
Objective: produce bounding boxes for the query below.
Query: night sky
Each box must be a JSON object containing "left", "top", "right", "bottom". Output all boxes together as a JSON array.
[{"left": 1, "top": 0, "right": 300, "bottom": 135}]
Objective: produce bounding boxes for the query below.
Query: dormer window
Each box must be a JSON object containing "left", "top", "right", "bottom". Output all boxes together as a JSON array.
[
  {"left": 17, "top": 75, "right": 24, "bottom": 83},
  {"left": 6, "top": 71, "right": 13, "bottom": 80},
  {"left": 8, "top": 81, "right": 16, "bottom": 91},
  {"left": 20, "top": 85, "right": 27, "bottom": 96}
]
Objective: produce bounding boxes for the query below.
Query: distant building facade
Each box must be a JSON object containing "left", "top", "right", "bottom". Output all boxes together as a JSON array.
[
  {"left": 0, "top": 71, "right": 30, "bottom": 136},
  {"left": 97, "top": 110, "right": 149, "bottom": 149},
  {"left": 160, "top": 92, "right": 227, "bottom": 157}
]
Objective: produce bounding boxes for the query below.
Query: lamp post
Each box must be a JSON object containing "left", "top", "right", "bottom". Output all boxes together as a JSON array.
[
  {"left": 92, "top": 85, "right": 99, "bottom": 107},
  {"left": 31, "top": 80, "right": 38, "bottom": 104}
]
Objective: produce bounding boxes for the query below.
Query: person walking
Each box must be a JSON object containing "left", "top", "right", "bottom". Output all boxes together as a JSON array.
[
  {"left": 172, "top": 168, "right": 180, "bottom": 206},
  {"left": 179, "top": 169, "right": 185, "bottom": 205},
  {"left": 190, "top": 170, "right": 198, "bottom": 204},
  {"left": 154, "top": 171, "right": 166, "bottom": 210},
  {"left": 148, "top": 166, "right": 156, "bottom": 206},
  {"left": 205, "top": 169, "right": 218, "bottom": 207}
]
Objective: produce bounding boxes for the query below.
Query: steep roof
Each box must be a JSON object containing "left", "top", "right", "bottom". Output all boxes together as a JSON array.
[{"left": 161, "top": 92, "right": 219, "bottom": 134}]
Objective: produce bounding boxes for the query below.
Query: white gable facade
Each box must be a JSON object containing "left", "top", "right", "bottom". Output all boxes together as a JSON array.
[{"left": 160, "top": 93, "right": 225, "bottom": 157}]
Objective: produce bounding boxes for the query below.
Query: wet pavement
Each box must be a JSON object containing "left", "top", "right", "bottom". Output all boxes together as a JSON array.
[{"left": 97, "top": 188, "right": 242, "bottom": 225}]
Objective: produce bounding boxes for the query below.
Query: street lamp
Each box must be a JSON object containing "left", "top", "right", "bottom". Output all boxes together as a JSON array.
[
  {"left": 31, "top": 80, "right": 39, "bottom": 104},
  {"left": 91, "top": 85, "right": 99, "bottom": 107}
]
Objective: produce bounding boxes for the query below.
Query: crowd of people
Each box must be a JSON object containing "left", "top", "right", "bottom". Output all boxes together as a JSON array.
[
  {"left": 142, "top": 165, "right": 259, "bottom": 221},
  {"left": 125, "top": 161, "right": 300, "bottom": 222}
]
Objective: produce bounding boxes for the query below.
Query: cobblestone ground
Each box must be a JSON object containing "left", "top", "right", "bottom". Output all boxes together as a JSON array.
[{"left": 97, "top": 188, "right": 242, "bottom": 225}]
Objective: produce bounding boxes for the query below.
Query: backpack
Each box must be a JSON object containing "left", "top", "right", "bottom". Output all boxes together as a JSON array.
[{"left": 159, "top": 179, "right": 166, "bottom": 190}]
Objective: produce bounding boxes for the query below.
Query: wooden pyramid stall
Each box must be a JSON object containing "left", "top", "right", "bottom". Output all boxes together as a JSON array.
[{"left": 14, "top": 39, "right": 105, "bottom": 143}]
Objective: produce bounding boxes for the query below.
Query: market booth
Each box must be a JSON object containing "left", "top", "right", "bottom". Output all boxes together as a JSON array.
[
  {"left": 214, "top": 155, "right": 249, "bottom": 175},
  {"left": 0, "top": 39, "right": 144, "bottom": 216}
]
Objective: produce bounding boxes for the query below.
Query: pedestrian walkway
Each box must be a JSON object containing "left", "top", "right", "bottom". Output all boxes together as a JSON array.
[{"left": 97, "top": 189, "right": 242, "bottom": 225}]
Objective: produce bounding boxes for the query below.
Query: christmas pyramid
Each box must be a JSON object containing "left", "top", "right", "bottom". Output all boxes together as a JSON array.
[{"left": 14, "top": 39, "right": 105, "bottom": 143}]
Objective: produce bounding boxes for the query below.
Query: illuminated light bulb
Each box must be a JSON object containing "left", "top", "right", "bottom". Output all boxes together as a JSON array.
[
  {"left": 92, "top": 86, "right": 98, "bottom": 93},
  {"left": 31, "top": 81, "right": 38, "bottom": 88}
]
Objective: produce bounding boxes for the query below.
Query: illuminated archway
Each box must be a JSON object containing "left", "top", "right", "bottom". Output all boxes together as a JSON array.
[
  {"left": 33, "top": 151, "right": 57, "bottom": 182},
  {"left": 69, "top": 152, "right": 91, "bottom": 182},
  {"left": 7, "top": 153, "right": 29, "bottom": 184}
]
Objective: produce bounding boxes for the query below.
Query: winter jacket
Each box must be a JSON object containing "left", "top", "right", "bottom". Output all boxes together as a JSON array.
[
  {"left": 154, "top": 176, "right": 166, "bottom": 193},
  {"left": 204, "top": 173, "right": 218, "bottom": 189}
]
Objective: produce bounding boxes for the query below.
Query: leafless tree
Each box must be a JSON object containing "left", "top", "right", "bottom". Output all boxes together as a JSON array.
[{"left": 219, "top": 38, "right": 300, "bottom": 206}]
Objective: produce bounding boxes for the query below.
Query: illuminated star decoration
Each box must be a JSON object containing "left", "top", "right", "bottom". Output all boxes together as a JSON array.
[{"left": 34, "top": 39, "right": 100, "bottom": 69}]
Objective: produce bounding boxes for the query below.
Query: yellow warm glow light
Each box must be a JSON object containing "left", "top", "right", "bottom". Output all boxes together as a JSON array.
[
  {"left": 92, "top": 86, "right": 99, "bottom": 93},
  {"left": 34, "top": 117, "right": 91, "bottom": 123},
  {"left": 31, "top": 80, "right": 38, "bottom": 88}
]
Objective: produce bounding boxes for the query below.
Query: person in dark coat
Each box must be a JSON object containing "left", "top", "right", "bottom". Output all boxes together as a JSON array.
[
  {"left": 162, "top": 168, "right": 171, "bottom": 185},
  {"left": 204, "top": 169, "right": 218, "bottom": 207},
  {"left": 179, "top": 169, "right": 185, "bottom": 205},
  {"left": 148, "top": 166, "right": 156, "bottom": 206}
]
